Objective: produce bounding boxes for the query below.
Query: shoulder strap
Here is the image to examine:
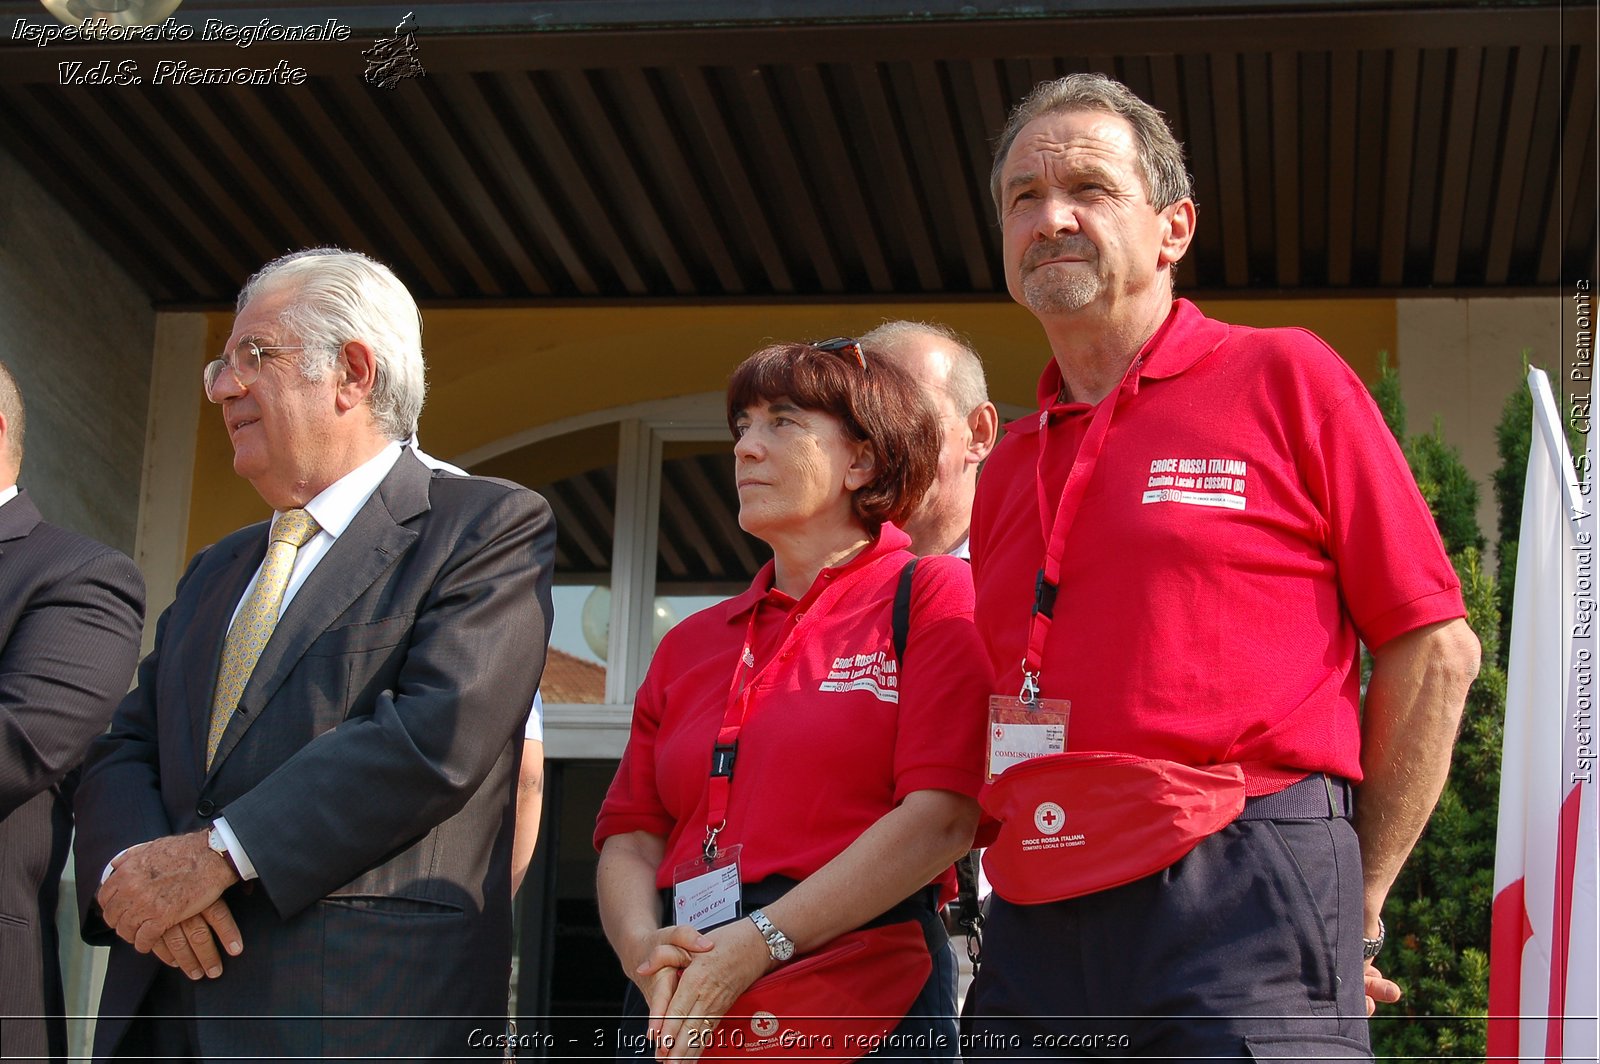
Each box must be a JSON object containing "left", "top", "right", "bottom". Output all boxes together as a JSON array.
[
  {"left": 891, "top": 557, "right": 918, "bottom": 662},
  {"left": 889, "top": 554, "right": 984, "bottom": 967}
]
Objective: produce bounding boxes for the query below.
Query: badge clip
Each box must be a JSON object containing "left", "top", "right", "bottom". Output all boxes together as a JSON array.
[
  {"left": 1019, "top": 665, "right": 1040, "bottom": 707},
  {"left": 702, "top": 821, "right": 725, "bottom": 865}
]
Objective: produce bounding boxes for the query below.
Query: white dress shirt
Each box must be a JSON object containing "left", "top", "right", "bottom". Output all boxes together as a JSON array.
[{"left": 224, "top": 442, "right": 403, "bottom": 632}]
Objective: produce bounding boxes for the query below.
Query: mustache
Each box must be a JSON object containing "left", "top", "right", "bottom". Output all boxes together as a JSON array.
[{"left": 1023, "top": 237, "right": 1096, "bottom": 269}]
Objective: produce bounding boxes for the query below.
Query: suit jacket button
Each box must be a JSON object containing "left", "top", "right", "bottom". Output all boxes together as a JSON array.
[{"left": 196, "top": 799, "right": 215, "bottom": 817}]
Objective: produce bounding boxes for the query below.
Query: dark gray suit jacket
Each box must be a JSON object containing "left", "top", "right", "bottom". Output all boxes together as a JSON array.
[
  {"left": 75, "top": 453, "right": 554, "bottom": 1061},
  {"left": 0, "top": 492, "right": 144, "bottom": 1064}
]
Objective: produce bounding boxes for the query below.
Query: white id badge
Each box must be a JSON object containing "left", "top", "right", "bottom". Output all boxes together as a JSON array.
[
  {"left": 987, "top": 694, "right": 1070, "bottom": 780},
  {"left": 671, "top": 844, "right": 743, "bottom": 931}
]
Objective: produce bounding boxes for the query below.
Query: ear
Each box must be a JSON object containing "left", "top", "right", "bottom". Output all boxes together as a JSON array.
[
  {"left": 966, "top": 401, "right": 999, "bottom": 466},
  {"left": 1158, "top": 198, "right": 1196, "bottom": 270},
  {"left": 0, "top": 412, "right": 15, "bottom": 484},
  {"left": 334, "top": 340, "right": 379, "bottom": 414},
  {"left": 843, "top": 440, "right": 876, "bottom": 492}
]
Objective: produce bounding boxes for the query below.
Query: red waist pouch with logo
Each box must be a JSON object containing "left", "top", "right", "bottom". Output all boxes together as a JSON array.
[
  {"left": 704, "top": 920, "right": 931, "bottom": 1060},
  {"left": 981, "top": 751, "right": 1246, "bottom": 905}
]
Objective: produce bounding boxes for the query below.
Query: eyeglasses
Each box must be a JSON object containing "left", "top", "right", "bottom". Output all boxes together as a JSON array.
[
  {"left": 812, "top": 336, "right": 867, "bottom": 370},
  {"left": 203, "top": 340, "right": 308, "bottom": 402}
]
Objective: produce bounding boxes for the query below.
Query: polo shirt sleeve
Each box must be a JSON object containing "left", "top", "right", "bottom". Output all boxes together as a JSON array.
[
  {"left": 1297, "top": 345, "right": 1466, "bottom": 650},
  {"left": 892, "top": 554, "right": 992, "bottom": 802},
  {"left": 594, "top": 652, "right": 674, "bottom": 849}
]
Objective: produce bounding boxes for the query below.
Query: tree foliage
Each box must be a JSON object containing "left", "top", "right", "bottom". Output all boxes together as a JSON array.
[{"left": 1367, "top": 358, "right": 1508, "bottom": 1061}]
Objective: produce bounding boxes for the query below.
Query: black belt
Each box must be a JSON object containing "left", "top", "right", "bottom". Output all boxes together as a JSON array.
[
  {"left": 1237, "top": 773, "right": 1353, "bottom": 821},
  {"left": 658, "top": 877, "right": 947, "bottom": 953}
]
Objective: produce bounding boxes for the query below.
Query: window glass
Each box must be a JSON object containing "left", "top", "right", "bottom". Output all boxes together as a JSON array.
[
  {"left": 473, "top": 424, "right": 619, "bottom": 704},
  {"left": 648, "top": 439, "right": 769, "bottom": 666}
]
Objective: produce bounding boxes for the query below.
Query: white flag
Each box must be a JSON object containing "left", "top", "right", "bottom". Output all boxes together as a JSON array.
[{"left": 1489, "top": 367, "right": 1599, "bottom": 1062}]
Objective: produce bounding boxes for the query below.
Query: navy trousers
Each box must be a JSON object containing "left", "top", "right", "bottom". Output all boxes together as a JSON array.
[{"left": 963, "top": 814, "right": 1372, "bottom": 1061}]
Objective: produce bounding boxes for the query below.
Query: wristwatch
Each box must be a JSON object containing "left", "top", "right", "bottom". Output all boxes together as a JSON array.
[
  {"left": 1362, "top": 916, "right": 1386, "bottom": 959},
  {"left": 206, "top": 825, "right": 238, "bottom": 876},
  {"left": 747, "top": 909, "right": 795, "bottom": 962}
]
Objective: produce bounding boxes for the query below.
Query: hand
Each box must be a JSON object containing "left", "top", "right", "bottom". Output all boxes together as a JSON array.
[
  {"left": 150, "top": 900, "right": 244, "bottom": 980},
  {"left": 629, "top": 925, "right": 715, "bottom": 1038},
  {"left": 97, "top": 831, "right": 240, "bottom": 955},
  {"left": 1364, "top": 959, "right": 1402, "bottom": 1016},
  {"left": 654, "top": 919, "right": 772, "bottom": 1062}
]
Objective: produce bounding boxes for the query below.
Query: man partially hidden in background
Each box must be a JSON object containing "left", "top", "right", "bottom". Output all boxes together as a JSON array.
[{"left": 861, "top": 320, "right": 998, "bottom": 560}]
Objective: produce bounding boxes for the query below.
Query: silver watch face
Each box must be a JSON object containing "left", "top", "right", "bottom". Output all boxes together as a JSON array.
[{"left": 751, "top": 910, "right": 795, "bottom": 961}]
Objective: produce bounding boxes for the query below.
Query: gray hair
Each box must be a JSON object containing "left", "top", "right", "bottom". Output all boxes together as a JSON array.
[
  {"left": 990, "top": 73, "right": 1193, "bottom": 219},
  {"left": 0, "top": 360, "right": 24, "bottom": 470},
  {"left": 861, "top": 319, "right": 989, "bottom": 418},
  {"left": 237, "top": 248, "right": 426, "bottom": 440}
]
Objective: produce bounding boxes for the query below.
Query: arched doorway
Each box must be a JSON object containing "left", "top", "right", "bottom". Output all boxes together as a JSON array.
[{"left": 463, "top": 396, "right": 767, "bottom": 1046}]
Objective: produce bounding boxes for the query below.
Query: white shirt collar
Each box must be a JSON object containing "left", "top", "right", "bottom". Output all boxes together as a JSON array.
[
  {"left": 0, "top": 485, "right": 18, "bottom": 508},
  {"left": 294, "top": 442, "right": 404, "bottom": 540}
]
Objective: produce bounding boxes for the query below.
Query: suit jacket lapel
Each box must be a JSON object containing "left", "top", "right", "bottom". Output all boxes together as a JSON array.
[
  {"left": 206, "top": 453, "right": 431, "bottom": 772},
  {"left": 186, "top": 531, "right": 268, "bottom": 775},
  {"left": 0, "top": 491, "right": 42, "bottom": 547}
]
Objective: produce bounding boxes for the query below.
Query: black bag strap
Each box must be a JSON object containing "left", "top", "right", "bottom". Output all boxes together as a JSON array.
[
  {"left": 889, "top": 555, "right": 983, "bottom": 970},
  {"left": 891, "top": 557, "right": 918, "bottom": 663},
  {"left": 954, "top": 852, "right": 983, "bottom": 968}
]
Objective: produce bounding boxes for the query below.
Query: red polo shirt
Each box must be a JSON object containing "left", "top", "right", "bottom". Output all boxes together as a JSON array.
[
  {"left": 595, "top": 524, "right": 992, "bottom": 891},
  {"left": 970, "top": 300, "right": 1464, "bottom": 794}
]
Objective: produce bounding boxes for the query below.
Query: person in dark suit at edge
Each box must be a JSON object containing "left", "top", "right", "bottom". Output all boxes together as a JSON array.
[
  {"left": 0, "top": 360, "right": 145, "bottom": 1064},
  {"left": 74, "top": 248, "right": 555, "bottom": 1062}
]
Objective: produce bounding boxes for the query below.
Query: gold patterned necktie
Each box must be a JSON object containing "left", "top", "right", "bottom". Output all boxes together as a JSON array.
[{"left": 206, "top": 508, "right": 321, "bottom": 768}]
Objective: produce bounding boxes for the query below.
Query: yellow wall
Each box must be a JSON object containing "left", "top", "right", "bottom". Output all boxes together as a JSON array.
[
  {"left": 185, "top": 297, "right": 1396, "bottom": 554},
  {"left": 189, "top": 314, "right": 259, "bottom": 555},
  {"left": 1396, "top": 295, "right": 1570, "bottom": 562}
]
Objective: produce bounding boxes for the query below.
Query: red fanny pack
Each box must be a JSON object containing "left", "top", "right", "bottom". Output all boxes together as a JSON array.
[
  {"left": 707, "top": 920, "right": 931, "bottom": 1060},
  {"left": 981, "top": 751, "right": 1246, "bottom": 904}
]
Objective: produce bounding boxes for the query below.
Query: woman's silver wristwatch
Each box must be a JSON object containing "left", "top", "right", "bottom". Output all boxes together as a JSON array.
[{"left": 748, "top": 909, "right": 795, "bottom": 962}]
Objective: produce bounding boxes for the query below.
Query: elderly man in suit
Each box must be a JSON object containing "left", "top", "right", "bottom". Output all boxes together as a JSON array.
[
  {"left": 0, "top": 362, "right": 144, "bottom": 1064},
  {"left": 75, "top": 248, "right": 554, "bottom": 1061}
]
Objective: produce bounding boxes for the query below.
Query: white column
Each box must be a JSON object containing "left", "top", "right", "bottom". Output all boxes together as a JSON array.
[{"left": 60, "top": 311, "right": 208, "bottom": 1057}]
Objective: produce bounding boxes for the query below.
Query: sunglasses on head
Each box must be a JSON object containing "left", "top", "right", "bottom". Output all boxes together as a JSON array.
[{"left": 811, "top": 336, "right": 866, "bottom": 370}]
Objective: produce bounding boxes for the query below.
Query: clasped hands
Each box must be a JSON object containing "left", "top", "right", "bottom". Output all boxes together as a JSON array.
[
  {"left": 629, "top": 919, "right": 773, "bottom": 1062},
  {"left": 97, "top": 830, "right": 244, "bottom": 982}
]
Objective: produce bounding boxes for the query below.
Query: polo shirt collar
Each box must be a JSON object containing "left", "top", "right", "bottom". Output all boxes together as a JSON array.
[
  {"left": 720, "top": 522, "right": 912, "bottom": 621},
  {"left": 1014, "top": 299, "right": 1228, "bottom": 435}
]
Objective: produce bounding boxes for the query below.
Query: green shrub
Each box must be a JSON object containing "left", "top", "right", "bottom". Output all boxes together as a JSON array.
[{"left": 1368, "top": 358, "right": 1509, "bottom": 1061}]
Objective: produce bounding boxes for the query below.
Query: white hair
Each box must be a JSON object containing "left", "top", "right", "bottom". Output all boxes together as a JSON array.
[
  {"left": 237, "top": 248, "right": 426, "bottom": 440},
  {"left": 861, "top": 319, "right": 989, "bottom": 417}
]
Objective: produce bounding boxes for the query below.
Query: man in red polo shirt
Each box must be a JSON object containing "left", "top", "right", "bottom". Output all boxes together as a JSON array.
[{"left": 963, "top": 74, "right": 1481, "bottom": 1058}]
